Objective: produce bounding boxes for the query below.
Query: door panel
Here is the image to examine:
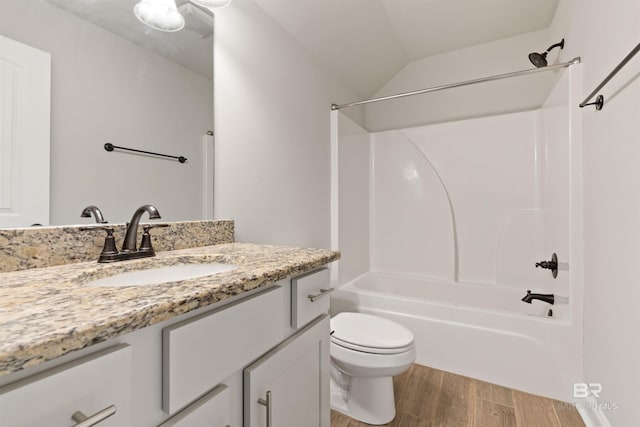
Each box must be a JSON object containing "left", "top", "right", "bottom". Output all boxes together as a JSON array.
[{"left": 0, "top": 35, "right": 50, "bottom": 227}]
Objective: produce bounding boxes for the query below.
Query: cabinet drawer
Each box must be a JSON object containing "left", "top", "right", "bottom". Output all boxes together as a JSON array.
[
  {"left": 0, "top": 344, "right": 132, "bottom": 427},
  {"left": 163, "top": 286, "right": 284, "bottom": 414},
  {"left": 291, "top": 268, "right": 331, "bottom": 329},
  {"left": 158, "top": 384, "right": 230, "bottom": 427}
]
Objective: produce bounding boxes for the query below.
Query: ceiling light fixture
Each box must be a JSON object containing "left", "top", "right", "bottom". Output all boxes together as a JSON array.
[
  {"left": 134, "top": 0, "right": 233, "bottom": 32},
  {"left": 134, "top": 0, "right": 186, "bottom": 32},
  {"left": 190, "top": 0, "right": 233, "bottom": 9}
]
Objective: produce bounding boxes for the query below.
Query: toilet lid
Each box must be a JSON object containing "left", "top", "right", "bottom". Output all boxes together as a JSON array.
[{"left": 330, "top": 312, "right": 414, "bottom": 353}]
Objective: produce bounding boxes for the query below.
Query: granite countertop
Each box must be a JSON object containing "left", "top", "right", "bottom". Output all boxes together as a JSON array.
[{"left": 0, "top": 243, "right": 340, "bottom": 376}]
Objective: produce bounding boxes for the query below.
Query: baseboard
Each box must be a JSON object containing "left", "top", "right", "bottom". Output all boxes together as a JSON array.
[{"left": 575, "top": 396, "right": 612, "bottom": 427}]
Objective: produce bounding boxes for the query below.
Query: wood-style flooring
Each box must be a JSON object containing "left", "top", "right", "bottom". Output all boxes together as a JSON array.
[{"left": 331, "top": 364, "right": 585, "bottom": 427}]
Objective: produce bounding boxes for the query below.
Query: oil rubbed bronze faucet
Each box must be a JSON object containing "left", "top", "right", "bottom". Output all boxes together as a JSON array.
[
  {"left": 81, "top": 204, "right": 168, "bottom": 263},
  {"left": 521, "top": 290, "right": 555, "bottom": 305},
  {"left": 121, "top": 204, "right": 161, "bottom": 253},
  {"left": 80, "top": 205, "right": 108, "bottom": 224}
]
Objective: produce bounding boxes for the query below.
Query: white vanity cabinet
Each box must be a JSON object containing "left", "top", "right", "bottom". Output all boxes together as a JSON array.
[
  {"left": 163, "top": 267, "right": 332, "bottom": 427},
  {"left": 158, "top": 384, "right": 231, "bottom": 427},
  {"left": 291, "top": 268, "right": 331, "bottom": 328},
  {"left": 0, "top": 266, "right": 333, "bottom": 427},
  {"left": 0, "top": 344, "right": 132, "bottom": 427},
  {"left": 244, "top": 314, "right": 330, "bottom": 427},
  {"left": 162, "top": 286, "right": 284, "bottom": 414}
]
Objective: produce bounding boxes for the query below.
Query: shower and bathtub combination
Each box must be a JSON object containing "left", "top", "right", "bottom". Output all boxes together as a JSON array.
[{"left": 328, "top": 51, "right": 585, "bottom": 419}]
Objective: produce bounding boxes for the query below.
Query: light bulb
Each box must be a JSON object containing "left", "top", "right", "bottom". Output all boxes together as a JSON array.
[
  {"left": 134, "top": 0, "right": 185, "bottom": 32},
  {"left": 191, "top": 0, "right": 233, "bottom": 9}
]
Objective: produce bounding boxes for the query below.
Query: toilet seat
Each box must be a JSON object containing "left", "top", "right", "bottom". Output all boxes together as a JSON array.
[
  {"left": 331, "top": 337, "right": 414, "bottom": 354},
  {"left": 330, "top": 312, "right": 414, "bottom": 355}
]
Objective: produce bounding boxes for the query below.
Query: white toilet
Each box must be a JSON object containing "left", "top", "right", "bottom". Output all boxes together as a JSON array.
[{"left": 330, "top": 312, "right": 416, "bottom": 425}]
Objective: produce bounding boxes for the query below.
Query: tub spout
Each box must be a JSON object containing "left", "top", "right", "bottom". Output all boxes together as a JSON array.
[{"left": 521, "top": 290, "right": 555, "bottom": 305}]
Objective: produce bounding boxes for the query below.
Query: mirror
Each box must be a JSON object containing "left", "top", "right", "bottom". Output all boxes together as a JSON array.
[{"left": 0, "top": 0, "right": 213, "bottom": 227}]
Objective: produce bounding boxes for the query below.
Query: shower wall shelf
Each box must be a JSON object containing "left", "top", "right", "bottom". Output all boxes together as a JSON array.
[
  {"left": 579, "top": 41, "right": 640, "bottom": 111},
  {"left": 104, "top": 143, "right": 187, "bottom": 164}
]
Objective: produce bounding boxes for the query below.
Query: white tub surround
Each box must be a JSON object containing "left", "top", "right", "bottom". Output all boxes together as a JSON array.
[
  {"left": 331, "top": 66, "right": 584, "bottom": 404},
  {"left": 333, "top": 272, "right": 580, "bottom": 402}
]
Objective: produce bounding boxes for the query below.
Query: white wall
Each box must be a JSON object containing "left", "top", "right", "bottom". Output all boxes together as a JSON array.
[
  {"left": 550, "top": 1, "right": 640, "bottom": 425},
  {"left": 212, "top": 0, "right": 364, "bottom": 248},
  {"left": 336, "top": 112, "right": 370, "bottom": 285},
  {"left": 0, "top": 0, "right": 212, "bottom": 225},
  {"left": 365, "top": 29, "right": 560, "bottom": 131}
]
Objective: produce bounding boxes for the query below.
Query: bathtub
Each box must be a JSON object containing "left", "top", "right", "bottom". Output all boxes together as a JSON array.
[{"left": 331, "top": 271, "right": 582, "bottom": 402}]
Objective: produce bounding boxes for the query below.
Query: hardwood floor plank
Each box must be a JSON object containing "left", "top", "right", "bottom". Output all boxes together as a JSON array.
[
  {"left": 331, "top": 364, "right": 585, "bottom": 427},
  {"left": 396, "top": 364, "right": 444, "bottom": 421},
  {"left": 512, "top": 390, "right": 561, "bottom": 427},
  {"left": 433, "top": 371, "right": 477, "bottom": 426},
  {"left": 476, "top": 380, "right": 514, "bottom": 408},
  {"left": 475, "top": 399, "right": 516, "bottom": 427},
  {"left": 331, "top": 410, "right": 353, "bottom": 427},
  {"left": 552, "top": 400, "right": 586, "bottom": 427},
  {"left": 393, "top": 363, "right": 414, "bottom": 404},
  {"left": 387, "top": 412, "right": 431, "bottom": 426}
]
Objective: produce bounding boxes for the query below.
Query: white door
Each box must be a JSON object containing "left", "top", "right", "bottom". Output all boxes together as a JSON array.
[
  {"left": 0, "top": 35, "right": 50, "bottom": 227},
  {"left": 244, "top": 315, "right": 330, "bottom": 427}
]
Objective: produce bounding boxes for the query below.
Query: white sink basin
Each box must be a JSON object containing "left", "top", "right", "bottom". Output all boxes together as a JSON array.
[{"left": 87, "top": 263, "right": 238, "bottom": 287}]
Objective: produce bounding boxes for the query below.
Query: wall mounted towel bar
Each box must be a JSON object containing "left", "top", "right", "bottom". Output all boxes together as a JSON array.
[
  {"left": 580, "top": 42, "right": 640, "bottom": 110},
  {"left": 104, "top": 143, "right": 187, "bottom": 164}
]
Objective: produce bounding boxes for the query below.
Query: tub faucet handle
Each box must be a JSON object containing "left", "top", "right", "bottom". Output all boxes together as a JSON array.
[{"left": 535, "top": 253, "right": 558, "bottom": 278}]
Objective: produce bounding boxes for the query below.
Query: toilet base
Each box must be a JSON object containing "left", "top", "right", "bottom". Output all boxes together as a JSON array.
[{"left": 330, "top": 375, "right": 396, "bottom": 425}]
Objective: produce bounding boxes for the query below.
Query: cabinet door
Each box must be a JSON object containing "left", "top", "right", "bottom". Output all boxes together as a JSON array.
[
  {"left": 0, "top": 344, "right": 132, "bottom": 427},
  {"left": 244, "top": 315, "right": 329, "bottom": 427},
  {"left": 158, "top": 384, "right": 230, "bottom": 427}
]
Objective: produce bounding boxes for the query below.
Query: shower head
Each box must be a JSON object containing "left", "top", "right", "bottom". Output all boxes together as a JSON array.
[
  {"left": 528, "top": 52, "right": 549, "bottom": 68},
  {"left": 529, "top": 38, "right": 565, "bottom": 67}
]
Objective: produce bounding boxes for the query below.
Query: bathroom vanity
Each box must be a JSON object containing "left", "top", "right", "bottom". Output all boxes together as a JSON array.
[{"left": 0, "top": 240, "right": 338, "bottom": 427}]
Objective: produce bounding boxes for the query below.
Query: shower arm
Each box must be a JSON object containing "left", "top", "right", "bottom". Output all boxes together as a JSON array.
[
  {"left": 544, "top": 40, "right": 565, "bottom": 54},
  {"left": 331, "top": 57, "right": 581, "bottom": 111}
]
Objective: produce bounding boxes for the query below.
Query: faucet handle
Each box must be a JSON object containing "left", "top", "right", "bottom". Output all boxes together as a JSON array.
[
  {"left": 534, "top": 253, "right": 558, "bottom": 278},
  {"left": 139, "top": 224, "right": 170, "bottom": 254},
  {"left": 79, "top": 226, "right": 119, "bottom": 261}
]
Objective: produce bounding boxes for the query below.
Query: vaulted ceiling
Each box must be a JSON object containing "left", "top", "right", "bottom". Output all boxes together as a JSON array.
[
  {"left": 252, "top": 0, "right": 560, "bottom": 97},
  {"left": 43, "top": 0, "right": 559, "bottom": 95}
]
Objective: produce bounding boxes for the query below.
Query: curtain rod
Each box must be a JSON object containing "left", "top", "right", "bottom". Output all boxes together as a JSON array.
[
  {"left": 331, "top": 57, "right": 582, "bottom": 111},
  {"left": 579, "top": 42, "right": 639, "bottom": 110}
]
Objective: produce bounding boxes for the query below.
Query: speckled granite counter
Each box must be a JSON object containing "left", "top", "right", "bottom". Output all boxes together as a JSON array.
[
  {"left": 0, "top": 220, "right": 234, "bottom": 273},
  {"left": 0, "top": 243, "right": 339, "bottom": 376}
]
